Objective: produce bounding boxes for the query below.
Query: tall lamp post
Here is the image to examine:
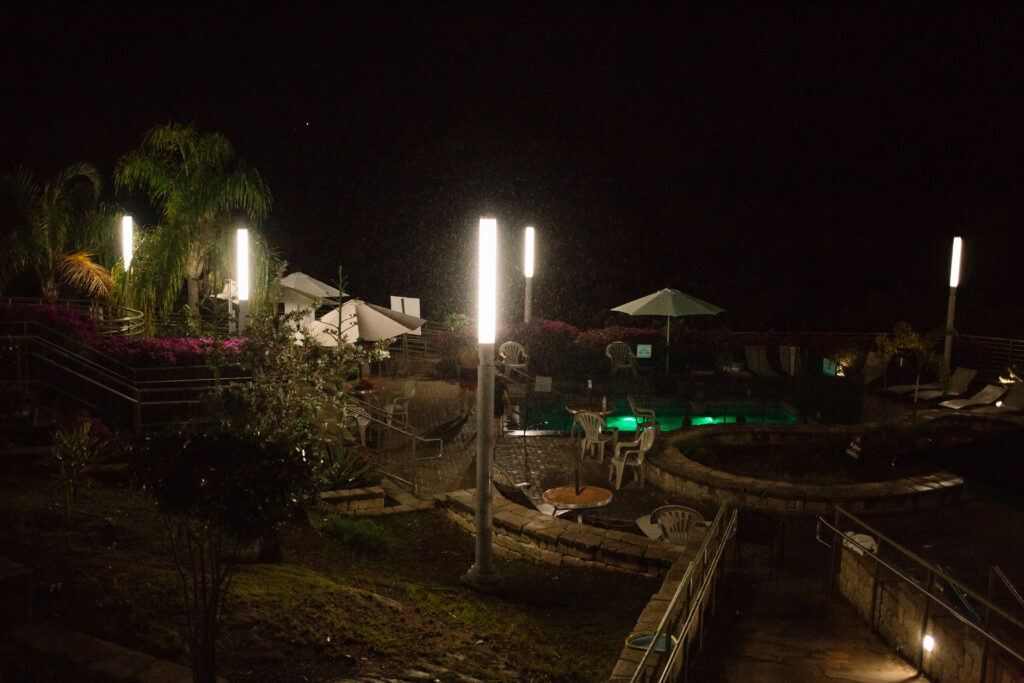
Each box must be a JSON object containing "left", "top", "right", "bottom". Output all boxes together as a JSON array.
[
  {"left": 523, "top": 226, "right": 535, "bottom": 323},
  {"left": 236, "top": 228, "right": 249, "bottom": 335},
  {"left": 943, "top": 236, "right": 962, "bottom": 368},
  {"left": 464, "top": 217, "right": 499, "bottom": 591},
  {"left": 121, "top": 215, "right": 133, "bottom": 271}
]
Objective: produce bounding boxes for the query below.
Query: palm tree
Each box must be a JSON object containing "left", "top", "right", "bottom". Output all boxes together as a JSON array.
[
  {"left": 114, "top": 123, "right": 272, "bottom": 313},
  {"left": 0, "top": 162, "right": 113, "bottom": 299}
]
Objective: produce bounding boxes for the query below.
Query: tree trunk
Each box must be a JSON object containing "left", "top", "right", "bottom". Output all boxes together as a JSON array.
[
  {"left": 187, "top": 277, "right": 200, "bottom": 313},
  {"left": 189, "top": 639, "right": 216, "bottom": 683}
]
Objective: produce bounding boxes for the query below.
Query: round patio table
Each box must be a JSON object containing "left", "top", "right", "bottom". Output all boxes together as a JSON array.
[{"left": 542, "top": 485, "right": 613, "bottom": 523}]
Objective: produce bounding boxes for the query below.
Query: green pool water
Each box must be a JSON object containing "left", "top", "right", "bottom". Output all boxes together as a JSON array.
[{"left": 519, "top": 400, "right": 799, "bottom": 433}]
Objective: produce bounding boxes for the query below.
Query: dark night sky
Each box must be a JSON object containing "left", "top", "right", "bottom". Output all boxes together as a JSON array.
[{"left": 3, "top": 3, "right": 1023, "bottom": 335}]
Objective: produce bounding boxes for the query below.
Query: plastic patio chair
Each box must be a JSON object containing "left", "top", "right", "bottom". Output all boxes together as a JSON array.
[
  {"left": 627, "top": 394, "right": 658, "bottom": 432},
  {"left": 576, "top": 411, "right": 618, "bottom": 463},
  {"left": 650, "top": 505, "right": 706, "bottom": 546},
  {"left": 609, "top": 425, "right": 656, "bottom": 490},
  {"left": 606, "top": 341, "right": 638, "bottom": 377},
  {"left": 498, "top": 341, "right": 529, "bottom": 375},
  {"left": 386, "top": 380, "right": 416, "bottom": 425}
]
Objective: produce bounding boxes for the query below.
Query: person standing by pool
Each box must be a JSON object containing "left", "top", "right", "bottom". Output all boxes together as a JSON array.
[{"left": 456, "top": 335, "right": 477, "bottom": 418}]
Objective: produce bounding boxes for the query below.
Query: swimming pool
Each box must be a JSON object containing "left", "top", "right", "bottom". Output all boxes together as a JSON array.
[{"left": 515, "top": 398, "right": 799, "bottom": 433}]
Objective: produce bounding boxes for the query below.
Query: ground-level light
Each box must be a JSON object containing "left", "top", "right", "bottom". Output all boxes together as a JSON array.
[{"left": 923, "top": 634, "right": 935, "bottom": 652}]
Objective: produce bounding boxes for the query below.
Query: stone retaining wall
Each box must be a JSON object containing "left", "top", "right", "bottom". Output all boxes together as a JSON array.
[
  {"left": 838, "top": 545, "right": 1024, "bottom": 682},
  {"left": 438, "top": 488, "right": 688, "bottom": 576},
  {"left": 649, "top": 425, "right": 964, "bottom": 516},
  {"left": 319, "top": 486, "right": 386, "bottom": 514},
  {"left": 436, "top": 488, "right": 702, "bottom": 681}
]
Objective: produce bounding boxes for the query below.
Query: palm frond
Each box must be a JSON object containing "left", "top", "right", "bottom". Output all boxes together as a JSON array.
[{"left": 59, "top": 251, "right": 112, "bottom": 299}]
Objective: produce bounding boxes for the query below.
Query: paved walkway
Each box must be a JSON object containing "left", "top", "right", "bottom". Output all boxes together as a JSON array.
[{"left": 689, "top": 518, "right": 929, "bottom": 682}]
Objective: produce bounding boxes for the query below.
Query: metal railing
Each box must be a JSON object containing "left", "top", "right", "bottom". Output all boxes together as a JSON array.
[
  {"left": 817, "top": 507, "right": 1024, "bottom": 678},
  {"left": 628, "top": 503, "right": 738, "bottom": 682},
  {"left": 2, "top": 319, "right": 249, "bottom": 432},
  {"left": 2, "top": 297, "right": 145, "bottom": 338},
  {"left": 343, "top": 395, "right": 445, "bottom": 462}
]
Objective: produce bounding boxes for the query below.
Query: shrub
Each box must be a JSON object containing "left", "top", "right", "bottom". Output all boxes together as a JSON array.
[{"left": 321, "top": 515, "right": 391, "bottom": 553}]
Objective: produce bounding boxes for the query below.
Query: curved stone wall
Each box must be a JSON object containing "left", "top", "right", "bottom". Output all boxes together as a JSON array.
[{"left": 647, "top": 424, "right": 964, "bottom": 516}]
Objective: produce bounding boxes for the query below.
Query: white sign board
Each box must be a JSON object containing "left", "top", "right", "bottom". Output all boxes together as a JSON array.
[
  {"left": 390, "top": 296, "right": 422, "bottom": 335},
  {"left": 636, "top": 344, "right": 652, "bottom": 359}
]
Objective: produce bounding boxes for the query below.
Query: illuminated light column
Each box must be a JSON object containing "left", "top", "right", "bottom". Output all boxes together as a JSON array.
[
  {"left": 236, "top": 228, "right": 250, "bottom": 334},
  {"left": 464, "top": 217, "right": 499, "bottom": 592},
  {"left": 121, "top": 215, "right": 133, "bottom": 270},
  {"left": 523, "top": 226, "right": 535, "bottom": 323},
  {"left": 943, "top": 236, "right": 962, "bottom": 367}
]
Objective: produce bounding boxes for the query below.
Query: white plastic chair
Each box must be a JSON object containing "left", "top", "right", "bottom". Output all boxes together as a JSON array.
[
  {"left": 627, "top": 395, "right": 658, "bottom": 432},
  {"left": 609, "top": 426, "right": 656, "bottom": 490},
  {"left": 650, "top": 505, "right": 706, "bottom": 545},
  {"left": 386, "top": 380, "right": 416, "bottom": 425},
  {"left": 576, "top": 411, "right": 618, "bottom": 463},
  {"left": 498, "top": 341, "right": 529, "bottom": 374},
  {"left": 606, "top": 341, "right": 638, "bottom": 377}
]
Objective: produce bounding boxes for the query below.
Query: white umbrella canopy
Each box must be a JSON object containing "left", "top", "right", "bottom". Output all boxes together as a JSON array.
[
  {"left": 611, "top": 288, "right": 725, "bottom": 374},
  {"left": 280, "top": 272, "right": 341, "bottom": 301},
  {"left": 319, "top": 299, "right": 426, "bottom": 343}
]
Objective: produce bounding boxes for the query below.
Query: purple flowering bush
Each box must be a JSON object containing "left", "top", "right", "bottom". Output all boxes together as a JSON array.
[{"left": 1, "top": 303, "right": 245, "bottom": 367}]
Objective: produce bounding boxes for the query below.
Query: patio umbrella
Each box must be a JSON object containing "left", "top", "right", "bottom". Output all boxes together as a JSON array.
[
  {"left": 318, "top": 299, "right": 426, "bottom": 344},
  {"left": 280, "top": 272, "right": 342, "bottom": 301},
  {"left": 611, "top": 288, "right": 725, "bottom": 374}
]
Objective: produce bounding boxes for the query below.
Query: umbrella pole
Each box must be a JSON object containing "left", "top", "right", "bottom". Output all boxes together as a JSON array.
[{"left": 665, "top": 316, "right": 670, "bottom": 375}]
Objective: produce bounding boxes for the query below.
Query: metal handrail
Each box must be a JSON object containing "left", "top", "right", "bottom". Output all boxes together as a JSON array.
[
  {"left": 2, "top": 297, "right": 144, "bottom": 338},
  {"left": 344, "top": 396, "right": 444, "bottom": 460},
  {"left": 817, "top": 508, "right": 1024, "bottom": 668},
  {"left": 629, "top": 503, "right": 738, "bottom": 682}
]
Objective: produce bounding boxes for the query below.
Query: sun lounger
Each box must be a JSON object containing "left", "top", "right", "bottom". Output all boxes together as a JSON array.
[
  {"left": 744, "top": 345, "right": 779, "bottom": 377},
  {"left": 938, "top": 384, "right": 1008, "bottom": 410},
  {"left": 971, "top": 383, "right": 1024, "bottom": 414},
  {"left": 888, "top": 367, "right": 975, "bottom": 396}
]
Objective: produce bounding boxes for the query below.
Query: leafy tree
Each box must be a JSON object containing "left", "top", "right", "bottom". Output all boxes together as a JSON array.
[
  {"left": 134, "top": 306, "right": 370, "bottom": 682},
  {"left": 0, "top": 163, "right": 114, "bottom": 298},
  {"left": 114, "top": 123, "right": 272, "bottom": 314}
]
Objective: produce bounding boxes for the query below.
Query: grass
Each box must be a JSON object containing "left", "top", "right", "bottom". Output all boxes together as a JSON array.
[{"left": 0, "top": 471, "right": 660, "bottom": 681}]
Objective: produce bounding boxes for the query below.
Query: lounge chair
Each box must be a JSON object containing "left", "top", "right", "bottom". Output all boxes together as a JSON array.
[
  {"left": 492, "top": 464, "right": 571, "bottom": 518},
  {"left": 744, "top": 345, "right": 779, "bottom": 377},
  {"left": 606, "top": 341, "right": 638, "bottom": 377},
  {"left": 887, "top": 367, "right": 976, "bottom": 396},
  {"left": 972, "top": 383, "right": 1024, "bottom": 414},
  {"left": 938, "top": 384, "right": 1008, "bottom": 410}
]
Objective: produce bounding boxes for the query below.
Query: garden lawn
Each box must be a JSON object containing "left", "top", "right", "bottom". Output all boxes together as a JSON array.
[{"left": 0, "top": 471, "right": 659, "bottom": 681}]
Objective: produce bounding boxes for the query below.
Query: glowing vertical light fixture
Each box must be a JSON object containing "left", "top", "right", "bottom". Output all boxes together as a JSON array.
[
  {"left": 121, "top": 215, "right": 133, "bottom": 270},
  {"left": 523, "top": 226, "right": 535, "bottom": 323},
  {"left": 943, "top": 236, "right": 962, "bottom": 367},
  {"left": 478, "top": 218, "right": 496, "bottom": 343},
  {"left": 236, "top": 228, "right": 250, "bottom": 301},
  {"left": 464, "top": 216, "right": 499, "bottom": 592},
  {"left": 923, "top": 634, "right": 935, "bottom": 652}
]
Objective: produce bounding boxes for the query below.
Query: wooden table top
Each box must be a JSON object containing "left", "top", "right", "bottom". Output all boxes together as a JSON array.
[
  {"left": 542, "top": 485, "right": 613, "bottom": 510},
  {"left": 565, "top": 402, "right": 614, "bottom": 416}
]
